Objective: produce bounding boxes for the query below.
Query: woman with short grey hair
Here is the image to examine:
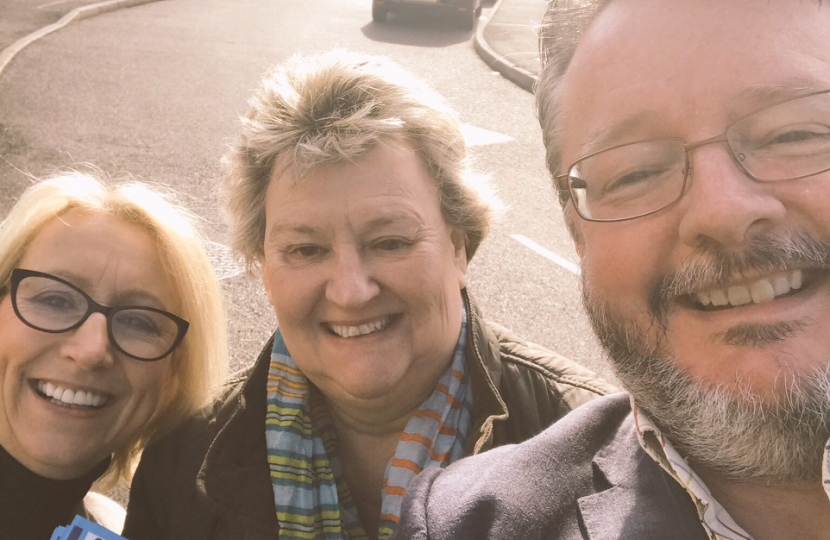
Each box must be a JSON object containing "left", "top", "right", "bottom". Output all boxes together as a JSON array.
[{"left": 125, "top": 49, "right": 615, "bottom": 540}]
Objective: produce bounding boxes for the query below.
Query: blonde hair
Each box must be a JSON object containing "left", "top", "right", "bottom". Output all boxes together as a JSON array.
[
  {"left": 0, "top": 172, "right": 228, "bottom": 486},
  {"left": 223, "top": 48, "right": 497, "bottom": 268}
]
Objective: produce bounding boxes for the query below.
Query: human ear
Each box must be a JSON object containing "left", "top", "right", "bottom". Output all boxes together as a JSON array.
[
  {"left": 450, "top": 228, "right": 468, "bottom": 288},
  {"left": 261, "top": 263, "right": 276, "bottom": 307}
]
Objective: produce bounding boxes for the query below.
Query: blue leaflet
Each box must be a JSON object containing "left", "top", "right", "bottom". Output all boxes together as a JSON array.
[{"left": 49, "top": 515, "right": 128, "bottom": 540}]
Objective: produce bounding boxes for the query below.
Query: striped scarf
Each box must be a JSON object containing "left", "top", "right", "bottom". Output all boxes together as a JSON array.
[{"left": 265, "top": 310, "right": 472, "bottom": 539}]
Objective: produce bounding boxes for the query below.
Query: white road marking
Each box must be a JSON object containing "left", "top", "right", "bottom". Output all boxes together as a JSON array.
[
  {"left": 510, "top": 234, "right": 580, "bottom": 275},
  {"left": 37, "top": 0, "right": 75, "bottom": 9},
  {"left": 461, "top": 123, "right": 513, "bottom": 147}
]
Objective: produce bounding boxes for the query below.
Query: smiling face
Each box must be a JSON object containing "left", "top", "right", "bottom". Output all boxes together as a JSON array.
[
  {"left": 261, "top": 142, "right": 468, "bottom": 416},
  {"left": 0, "top": 209, "right": 175, "bottom": 479},
  {"left": 562, "top": 0, "right": 830, "bottom": 397},
  {"left": 557, "top": 0, "right": 830, "bottom": 479}
]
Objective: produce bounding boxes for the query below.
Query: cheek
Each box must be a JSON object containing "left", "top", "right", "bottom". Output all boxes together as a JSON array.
[
  {"left": 0, "top": 304, "right": 50, "bottom": 383},
  {"left": 399, "top": 254, "right": 464, "bottom": 331},
  {"left": 263, "top": 265, "right": 318, "bottom": 323},
  {"left": 579, "top": 221, "right": 675, "bottom": 299},
  {"left": 581, "top": 232, "right": 645, "bottom": 295},
  {"left": 124, "top": 363, "right": 169, "bottom": 422},
  {"left": 784, "top": 179, "right": 830, "bottom": 234}
]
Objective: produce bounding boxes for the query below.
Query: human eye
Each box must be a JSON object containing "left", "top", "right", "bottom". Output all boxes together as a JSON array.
[
  {"left": 600, "top": 165, "right": 674, "bottom": 201},
  {"left": 756, "top": 124, "right": 830, "bottom": 154},
  {"left": 26, "top": 289, "right": 83, "bottom": 314},
  {"left": 578, "top": 142, "right": 680, "bottom": 204},
  {"left": 372, "top": 237, "right": 414, "bottom": 253},
  {"left": 282, "top": 244, "right": 327, "bottom": 261},
  {"left": 114, "top": 310, "right": 163, "bottom": 337}
]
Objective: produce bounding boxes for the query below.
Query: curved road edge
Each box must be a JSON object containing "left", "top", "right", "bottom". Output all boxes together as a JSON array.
[
  {"left": 0, "top": 0, "right": 165, "bottom": 77},
  {"left": 473, "top": 0, "right": 537, "bottom": 94}
]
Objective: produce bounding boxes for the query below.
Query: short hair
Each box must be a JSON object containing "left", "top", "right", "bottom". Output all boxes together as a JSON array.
[
  {"left": 537, "top": 0, "right": 829, "bottom": 210},
  {"left": 0, "top": 172, "right": 228, "bottom": 486},
  {"left": 536, "top": 0, "right": 613, "bottom": 209},
  {"left": 223, "top": 48, "right": 496, "bottom": 268}
]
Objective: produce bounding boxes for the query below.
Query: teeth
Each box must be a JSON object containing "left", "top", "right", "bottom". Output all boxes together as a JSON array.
[
  {"left": 773, "top": 275, "right": 790, "bottom": 295},
  {"left": 329, "top": 317, "right": 391, "bottom": 338},
  {"left": 727, "top": 285, "right": 751, "bottom": 306},
  {"left": 710, "top": 289, "right": 728, "bottom": 306},
  {"left": 749, "top": 280, "right": 775, "bottom": 304},
  {"left": 694, "top": 269, "right": 806, "bottom": 309},
  {"left": 791, "top": 269, "right": 803, "bottom": 289},
  {"left": 36, "top": 380, "right": 108, "bottom": 408}
]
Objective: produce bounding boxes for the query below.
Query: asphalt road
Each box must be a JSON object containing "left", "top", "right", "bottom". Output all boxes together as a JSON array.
[{"left": 0, "top": 0, "right": 614, "bottom": 382}]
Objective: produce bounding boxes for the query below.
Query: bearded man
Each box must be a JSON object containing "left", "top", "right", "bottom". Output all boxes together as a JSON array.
[{"left": 393, "top": 0, "right": 830, "bottom": 539}]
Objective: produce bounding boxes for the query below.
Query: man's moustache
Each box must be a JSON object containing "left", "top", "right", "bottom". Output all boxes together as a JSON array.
[{"left": 647, "top": 233, "right": 830, "bottom": 321}]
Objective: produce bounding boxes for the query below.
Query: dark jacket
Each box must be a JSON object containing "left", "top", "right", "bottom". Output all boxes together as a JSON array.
[
  {"left": 393, "top": 393, "right": 708, "bottom": 540},
  {"left": 123, "top": 291, "right": 616, "bottom": 540}
]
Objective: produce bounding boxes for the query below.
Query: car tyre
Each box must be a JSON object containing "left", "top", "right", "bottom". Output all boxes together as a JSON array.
[
  {"left": 458, "top": 9, "right": 476, "bottom": 31},
  {"left": 372, "top": 3, "right": 388, "bottom": 22}
]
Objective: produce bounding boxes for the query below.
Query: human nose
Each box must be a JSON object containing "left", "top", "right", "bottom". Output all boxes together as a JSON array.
[
  {"left": 677, "top": 144, "right": 786, "bottom": 249},
  {"left": 61, "top": 313, "right": 114, "bottom": 370},
  {"left": 325, "top": 249, "right": 381, "bottom": 308}
]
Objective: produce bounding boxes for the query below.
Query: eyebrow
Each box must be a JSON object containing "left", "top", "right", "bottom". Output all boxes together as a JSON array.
[
  {"left": 363, "top": 212, "right": 424, "bottom": 230},
  {"left": 579, "top": 110, "right": 663, "bottom": 158},
  {"left": 50, "top": 271, "right": 168, "bottom": 309},
  {"left": 575, "top": 78, "right": 830, "bottom": 161},
  {"left": 736, "top": 77, "right": 829, "bottom": 105},
  {"left": 266, "top": 210, "right": 425, "bottom": 241}
]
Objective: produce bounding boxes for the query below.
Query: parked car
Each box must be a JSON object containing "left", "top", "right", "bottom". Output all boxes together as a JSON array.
[{"left": 372, "top": 0, "right": 483, "bottom": 30}]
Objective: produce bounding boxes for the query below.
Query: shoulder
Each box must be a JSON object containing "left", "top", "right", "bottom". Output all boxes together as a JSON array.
[
  {"left": 83, "top": 492, "right": 126, "bottom": 534},
  {"left": 443, "top": 392, "right": 632, "bottom": 478},
  {"left": 154, "top": 366, "right": 250, "bottom": 451},
  {"left": 124, "top": 367, "right": 258, "bottom": 538},
  {"left": 129, "top": 366, "right": 252, "bottom": 495},
  {"left": 396, "top": 394, "right": 635, "bottom": 539},
  {"left": 487, "top": 320, "right": 618, "bottom": 403}
]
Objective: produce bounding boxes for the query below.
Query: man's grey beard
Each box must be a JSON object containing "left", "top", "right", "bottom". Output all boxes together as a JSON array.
[{"left": 582, "top": 232, "right": 830, "bottom": 482}]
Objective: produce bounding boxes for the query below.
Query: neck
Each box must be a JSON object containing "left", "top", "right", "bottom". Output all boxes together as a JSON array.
[
  {"left": 322, "top": 377, "right": 436, "bottom": 437},
  {"left": 327, "top": 396, "right": 413, "bottom": 437},
  {"left": 696, "top": 466, "right": 830, "bottom": 540},
  {"left": 325, "top": 397, "right": 412, "bottom": 540}
]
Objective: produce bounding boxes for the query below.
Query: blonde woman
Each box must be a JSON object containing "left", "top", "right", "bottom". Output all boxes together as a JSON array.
[{"left": 0, "top": 172, "right": 227, "bottom": 538}]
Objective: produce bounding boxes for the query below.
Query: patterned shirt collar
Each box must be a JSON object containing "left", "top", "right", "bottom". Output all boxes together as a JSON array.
[{"left": 633, "top": 398, "right": 830, "bottom": 540}]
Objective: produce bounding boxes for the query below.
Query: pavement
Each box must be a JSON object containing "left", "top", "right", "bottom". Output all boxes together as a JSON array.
[
  {"left": 477, "top": 0, "right": 546, "bottom": 93},
  {"left": 0, "top": 0, "right": 545, "bottom": 93}
]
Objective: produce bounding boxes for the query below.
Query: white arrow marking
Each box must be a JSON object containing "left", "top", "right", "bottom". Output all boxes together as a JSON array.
[
  {"left": 461, "top": 124, "right": 514, "bottom": 147},
  {"left": 510, "top": 234, "right": 580, "bottom": 275}
]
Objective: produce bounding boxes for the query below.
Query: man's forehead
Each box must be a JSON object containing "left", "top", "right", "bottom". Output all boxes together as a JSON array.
[
  {"left": 579, "top": 78, "right": 830, "bottom": 155},
  {"left": 559, "top": 0, "right": 830, "bottom": 156}
]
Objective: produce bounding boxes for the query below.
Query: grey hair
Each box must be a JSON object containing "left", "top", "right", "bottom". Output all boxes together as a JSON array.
[
  {"left": 536, "top": 0, "right": 613, "bottom": 208},
  {"left": 223, "top": 49, "right": 496, "bottom": 269}
]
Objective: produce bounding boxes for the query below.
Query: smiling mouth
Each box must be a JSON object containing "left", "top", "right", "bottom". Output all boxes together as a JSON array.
[
  {"left": 690, "top": 269, "right": 810, "bottom": 310},
  {"left": 34, "top": 380, "right": 109, "bottom": 409},
  {"left": 327, "top": 315, "right": 394, "bottom": 338}
]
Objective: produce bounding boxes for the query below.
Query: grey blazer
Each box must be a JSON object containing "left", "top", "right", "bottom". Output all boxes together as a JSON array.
[{"left": 394, "top": 393, "right": 708, "bottom": 540}]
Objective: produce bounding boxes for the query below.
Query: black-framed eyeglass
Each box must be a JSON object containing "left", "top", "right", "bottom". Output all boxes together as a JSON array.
[
  {"left": 556, "top": 89, "right": 830, "bottom": 222},
  {"left": 9, "top": 268, "right": 189, "bottom": 362}
]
